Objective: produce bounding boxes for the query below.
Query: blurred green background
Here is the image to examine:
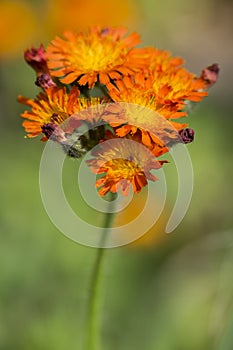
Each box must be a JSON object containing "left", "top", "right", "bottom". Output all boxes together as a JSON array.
[{"left": 0, "top": 0, "right": 233, "bottom": 349}]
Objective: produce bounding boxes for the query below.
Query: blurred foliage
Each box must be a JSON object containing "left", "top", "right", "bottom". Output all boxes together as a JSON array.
[{"left": 0, "top": 0, "right": 233, "bottom": 349}]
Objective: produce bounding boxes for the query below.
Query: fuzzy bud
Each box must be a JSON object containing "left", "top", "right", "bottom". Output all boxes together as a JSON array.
[
  {"left": 179, "top": 128, "right": 195, "bottom": 143},
  {"left": 41, "top": 123, "right": 66, "bottom": 142},
  {"left": 35, "top": 73, "right": 56, "bottom": 90},
  {"left": 24, "top": 44, "right": 48, "bottom": 75},
  {"left": 201, "top": 63, "right": 219, "bottom": 88}
]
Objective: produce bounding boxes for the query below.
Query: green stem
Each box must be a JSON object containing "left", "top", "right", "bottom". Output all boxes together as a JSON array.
[{"left": 86, "top": 194, "right": 116, "bottom": 350}]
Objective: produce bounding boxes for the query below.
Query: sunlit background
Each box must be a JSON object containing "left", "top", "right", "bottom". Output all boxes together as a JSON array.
[{"left": 1, "top": 0, "right": 233, "bottom": 349}]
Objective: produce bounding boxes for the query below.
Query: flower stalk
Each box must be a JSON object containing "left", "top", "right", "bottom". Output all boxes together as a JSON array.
[{"left": 86, "top": 194, "right": 116, "bottom": 350}]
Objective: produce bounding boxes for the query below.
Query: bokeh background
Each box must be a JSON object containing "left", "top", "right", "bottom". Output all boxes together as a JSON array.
[{"left": 1, "top": 0, "right": 233, "bottom": 349}]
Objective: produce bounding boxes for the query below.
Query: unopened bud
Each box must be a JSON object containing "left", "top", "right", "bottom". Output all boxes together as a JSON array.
[
  {"left": 35, "top": 73, "right": 56, "bottom": 90},
  {"left": 201, "top": 63, "right": 219, "bottom": 88},
  {"left": 24, "top": 44, "right": 48, "bottom": 75},
  {"left": 41, "top": 123, "right": 66, "bottom": 142},
  {"left": 179, "top": 128, "right": 195, "bottom": 143}
]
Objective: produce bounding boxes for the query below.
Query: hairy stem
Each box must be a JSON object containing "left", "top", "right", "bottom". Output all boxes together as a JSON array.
[{"left": 86, "top": 194, "right": 116, "bottom": 350}]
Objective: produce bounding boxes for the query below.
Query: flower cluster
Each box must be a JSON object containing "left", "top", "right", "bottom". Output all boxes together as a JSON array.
[{"left": 18, "top": 26, "right": 219, "bottom": 196}]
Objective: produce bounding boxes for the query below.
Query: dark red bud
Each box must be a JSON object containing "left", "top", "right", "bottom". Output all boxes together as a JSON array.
[
  {"left": 35, "top": 73, "right": 56, "bottom": 90},
  {"left": 41, "top": 123, "right": 66, "bottom": 142},
  {"left": 201, "top": 63, "right": 219, "bottom": 88},
  {"left": 179, "top": 128, "right": 195, "bottom": 144},
  {"left": 24, "top": 44, "right": 48, "bottom": 75}
]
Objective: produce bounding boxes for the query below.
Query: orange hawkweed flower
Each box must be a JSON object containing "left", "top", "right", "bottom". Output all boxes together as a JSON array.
[
  {"left": 109, "top": 76, "right": 183, "bottom": 118},
  {"left": 106, "top": 54, "right": 209, "bottom": 155},
  {"left": 150, "top": 67, "right": 208, "bottom": 106},
  {"left": 105, "top": 102, "right": 184, "bottom": 157},
  {"left": 46, "top": 26, "right": 150, "bottom": 89},
  {"left": 87, "top": 138, "right": 167, "bottom": 196},
  {"left": 106, "top": 80, "right": 188, "bottom": 156},
  {"left": 18, "top": 86, "right": 81, "bottom": 139}
]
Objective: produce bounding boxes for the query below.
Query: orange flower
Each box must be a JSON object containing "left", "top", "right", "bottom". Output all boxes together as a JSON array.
[
  {"left": 105, "top": 103, "right": 185, "bottom": 157},
  {"left": 87, "top": 138, "right": 167, "bottom": 196},
  {"left": 109, "top": 76, "right": 184, "bottom": 118},
  {"left": 116, "top": 64, "right": 208, "bottom": 114},
  {"left": 150, "top": 67, "right": 208, "bottom": 106},
  {"left": 46, "top": 26, "right": 150, "bottom": 89},
  {"left": 18, "top": 86, "right": 80, "bottom": 139},
  {"left": 106, "top": 77, "right": 188, "bottom": 156},
  {"left": 106, "top": 53, "right": 209, "bottom": 155}
]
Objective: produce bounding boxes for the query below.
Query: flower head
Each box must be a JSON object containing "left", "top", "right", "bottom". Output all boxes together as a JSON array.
[
  {"left": 104, "top": 51, "right": 211, "bottom": 158},
  {"left": 46, "top": 26, "right": 150, "bottom": 89},
  {"left": 103, "top": 101, "right": 182, "bottom": 157},
  {"left": 87, "top": 138, "right": 167, "bottom": 196},
  {"left": 106, "top": 74, "right": 189, "bottom": 156},
  {"left": 18, "top": 86, "right": 81, "bottom": 139},
  {"left": 150, "top": 67, "right": 207, "bottom": 106}
]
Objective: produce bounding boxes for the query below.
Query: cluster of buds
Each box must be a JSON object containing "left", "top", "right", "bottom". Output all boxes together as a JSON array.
[{"left": 18, "top": 26, "right": 219, "bottom": 196}]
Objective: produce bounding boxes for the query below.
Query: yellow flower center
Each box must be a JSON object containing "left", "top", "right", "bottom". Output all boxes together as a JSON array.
[
  {"left": 68, "top": 37, "right": 126, "bottom": 72},
  {"left": 105, "top": 158, "right": 143, "bottom": 180}
]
